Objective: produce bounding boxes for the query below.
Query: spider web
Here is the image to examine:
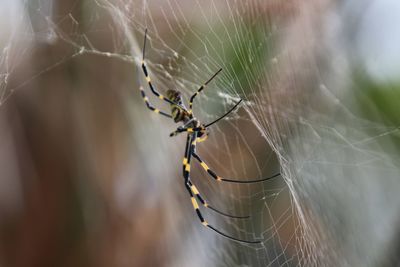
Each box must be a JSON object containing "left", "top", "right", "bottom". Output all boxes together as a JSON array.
[{"left": 1, "top": 0, "right": 400, "bottom": 266}]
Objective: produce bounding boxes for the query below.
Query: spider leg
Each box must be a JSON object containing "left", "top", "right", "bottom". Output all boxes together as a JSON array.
[
  {"left": 141, "top": 29, "right": 185, "bottom": 108},
  {"left": 188, "top": 68, "right": 222, "bottom": 114},
  {"left": 139, "top": 86, "right": 172, "bottom": 118},
  {"left": 170, "top": 126, "right": 203, "bottom": 137},
  {"left": 192, "top": 151, "right": 280, "bottom": 184},
  {"left": 204, "top": 99, "right": 243, "bottom": 128},
  {"left": 187, "top": 133, "right": 249, "bottom": 218},
  {"left": 183, "top": 133, "right": 261, "bottom": 244},
  {"left": 187, "top": 180, "right": 250, "bottom": 219}
]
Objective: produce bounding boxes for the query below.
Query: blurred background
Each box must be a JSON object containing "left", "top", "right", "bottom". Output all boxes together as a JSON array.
[{"left": 1, "top": 0, "right": 400, "bottom": 266}]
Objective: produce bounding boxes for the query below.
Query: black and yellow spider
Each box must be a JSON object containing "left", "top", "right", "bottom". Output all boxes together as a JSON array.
[{"left": 139, "top": 29, "right": 280, "bottom": 244}]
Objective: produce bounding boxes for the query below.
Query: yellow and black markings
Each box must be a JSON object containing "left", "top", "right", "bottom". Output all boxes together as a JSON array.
[{"left": 140, "top": 29, "right": 265, "bottom": 244}]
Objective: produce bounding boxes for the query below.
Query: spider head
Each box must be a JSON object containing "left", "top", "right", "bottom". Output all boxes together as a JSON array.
[{"left": 166, "top": 89, "right": 183, "bottom": 105}]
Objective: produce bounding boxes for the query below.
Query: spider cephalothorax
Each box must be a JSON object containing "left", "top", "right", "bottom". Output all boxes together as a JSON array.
[
  {"left": 139, "top": 29, "right": 280, "bottom": 244},
  {"left": 195, "top": 124, "right": 208, "bottom": 142}
]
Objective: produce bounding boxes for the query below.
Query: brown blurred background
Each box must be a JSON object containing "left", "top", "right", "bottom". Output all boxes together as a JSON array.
[
  {"left": 0, "top": 0, "right": 288, "bottom": 266},
  {"left": 2, "top": 0, "right": 400, "bottom": 267}
]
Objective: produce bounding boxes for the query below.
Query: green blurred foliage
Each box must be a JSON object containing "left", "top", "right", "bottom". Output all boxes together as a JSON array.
[{"left": 355, "top": 74, "right": 400, "bottom": 126}]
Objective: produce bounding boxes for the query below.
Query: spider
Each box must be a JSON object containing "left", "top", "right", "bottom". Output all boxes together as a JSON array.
[{"left": 139, "top": 29, "right": 280, "bottom": 244}]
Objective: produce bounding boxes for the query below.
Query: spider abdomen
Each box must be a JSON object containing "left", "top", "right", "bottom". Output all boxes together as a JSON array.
[
  {"left": 167, "top": 89, "right": 191, "bottom": 123},
  {"left": 171, "top": 106, "right": 189, "bottom": 122}
]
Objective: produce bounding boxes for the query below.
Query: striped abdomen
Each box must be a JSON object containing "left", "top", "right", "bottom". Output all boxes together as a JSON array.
[
  {"left": 167, "top": 89, "right": 190, "bottom": 123},
  {"left": 171, "top": 105, "right": 187, "bottom": 122}
]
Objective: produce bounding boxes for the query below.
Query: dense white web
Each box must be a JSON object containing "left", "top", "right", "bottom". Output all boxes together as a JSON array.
[{"left": 2, "top": 0, "right": 400, "bottom": 266}]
